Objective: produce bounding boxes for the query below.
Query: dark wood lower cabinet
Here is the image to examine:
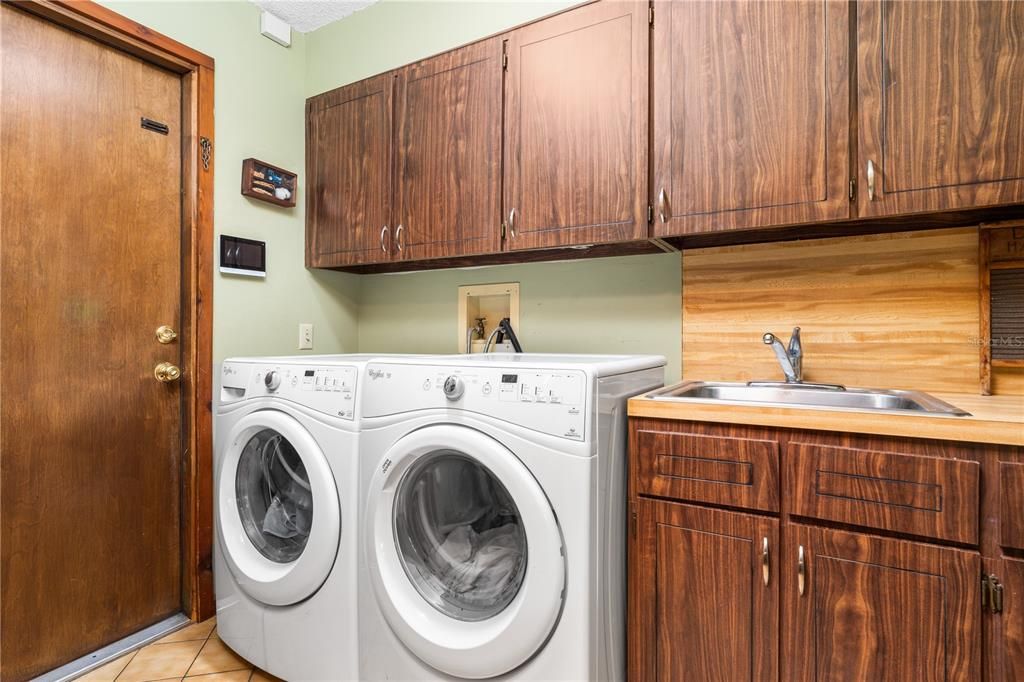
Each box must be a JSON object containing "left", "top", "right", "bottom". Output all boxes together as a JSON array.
[
  {"left": 628, "top": 417, "right": 1023, "bottom": 681},
  {"left": 629, "top": 499, "right": 778, "bottom": 682},
  {"left": 784, "top": 524, "right": 981, "bottom": 681}
]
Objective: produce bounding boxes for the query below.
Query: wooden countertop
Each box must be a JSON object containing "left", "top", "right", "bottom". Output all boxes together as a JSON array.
[{"left": 628, "top": 391, "right": 1024, "bottom": 446}]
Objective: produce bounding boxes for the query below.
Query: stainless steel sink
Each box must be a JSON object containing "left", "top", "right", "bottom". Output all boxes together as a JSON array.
[{"left": 646, "top": 381, "right": 970, "bottom": 416}]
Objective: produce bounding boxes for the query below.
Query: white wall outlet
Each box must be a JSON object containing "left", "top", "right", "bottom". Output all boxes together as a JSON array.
[{"left": 298, "top": 323, "right": 314, "bottom": 350}]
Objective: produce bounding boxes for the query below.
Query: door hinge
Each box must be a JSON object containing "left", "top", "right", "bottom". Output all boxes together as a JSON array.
[
  {"left": 502, "top": 53, "right": 508, "bottom": 70},
  {"left": 849, "top": 178, "right": 857, "bottom": 202},
  {"left": 630, "top": 505, "right": 638, "bottom": 538},
  {"left": 982, "top": 573, "right": 1004, "bottom": 614},
  {"left": 649, "top": 5, "right": 654, "bottom": 26},
  {"left": 647, "top": 204, "right": 654, "bottom": 224},
  {"left": 501, "top": 220, "right": 507, "bottom": 240}
]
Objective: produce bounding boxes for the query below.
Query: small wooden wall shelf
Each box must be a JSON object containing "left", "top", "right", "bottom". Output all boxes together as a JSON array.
[{"left": 241, "top": 158, "right": 296, "bottom": 207}]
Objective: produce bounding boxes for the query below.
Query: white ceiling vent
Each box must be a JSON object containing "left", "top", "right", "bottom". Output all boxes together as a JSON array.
[{"left": 250, "top": 1, "right": 380, "bottom": 33}]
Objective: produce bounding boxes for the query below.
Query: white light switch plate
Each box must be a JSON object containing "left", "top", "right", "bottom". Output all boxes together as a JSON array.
[{"left": 298, "top": 323, "right": 314, "bottom": 350}]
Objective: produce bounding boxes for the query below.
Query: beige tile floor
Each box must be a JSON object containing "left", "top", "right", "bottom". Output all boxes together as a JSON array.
[{"left": 78, "top": 618, "right": 281, "bottom": 682}]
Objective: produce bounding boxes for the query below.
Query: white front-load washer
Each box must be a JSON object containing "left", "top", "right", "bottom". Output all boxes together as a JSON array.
[
  {"left": 214, "top": 354, "right": 381, "bottom": 681},
  {"left": 358, "top": 354, "right": 665, "bottom": 680}
]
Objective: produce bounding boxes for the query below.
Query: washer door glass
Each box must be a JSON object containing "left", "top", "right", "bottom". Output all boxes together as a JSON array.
[
  {"left": 394, "top": 452, "right": 527, "bottom": 622},
  {"left": 235, "top": 427, "right": 313, "bottom": 563}
]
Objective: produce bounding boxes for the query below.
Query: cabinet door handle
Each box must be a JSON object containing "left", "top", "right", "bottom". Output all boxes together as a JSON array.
[
  {"left": 658, "top": 188, "right": 669, "bottom": 223},
  {"left": 797, "top": 545, "right": 806, "bottom": 596},
  {"left": 508, "top": 208, "right": 517, "bottom": 238},
  {"left": 866, "top": 160, "right": 876, "bottom": 201},
  {"left": 380, "top": 225, "right": 389, "bottom": 253},
  {"left": 395, "top": 224, "right": 404, "bottom": 252},
  {"left": 762, "top": 537, "right": 770, "bottom": 586}
]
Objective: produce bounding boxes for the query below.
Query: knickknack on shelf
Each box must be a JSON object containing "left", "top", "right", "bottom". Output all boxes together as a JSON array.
[{"left": 241, "top": 157, "right": 297, "bottom": 207}]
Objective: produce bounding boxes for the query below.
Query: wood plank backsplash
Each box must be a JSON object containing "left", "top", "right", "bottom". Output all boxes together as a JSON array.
[{"left": 682, "top": 227, "right": 997, "bottom": 394}]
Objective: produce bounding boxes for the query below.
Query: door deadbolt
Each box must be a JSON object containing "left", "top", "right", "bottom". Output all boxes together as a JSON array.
[{"left": 155, "top": 325, "right": 177, "bottom": 344}]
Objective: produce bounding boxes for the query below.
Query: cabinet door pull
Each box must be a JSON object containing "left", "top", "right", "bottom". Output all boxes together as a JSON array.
[
  {"left": 508, "top": 208, "right": 517, "bottom": 238},
  {"left": 380, "top": 225, "right": 389, "bottom": 253},
  {"left": 395, "top": 224, "right": 404, "bottom": 252},
  {"left": 798, "top": 545, "right": 806, "bottom": 596},
  {"left": 762, "top": 537, "right": 770, "bottom": 586},
  {"left": 866, "top": 160, "right": 876, "bottom": 201},
  {"left": 657, "top": 188, "right": 669, "bottom": 223}
]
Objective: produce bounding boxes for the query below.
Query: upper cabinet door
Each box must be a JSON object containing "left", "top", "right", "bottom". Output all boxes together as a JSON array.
[
  {"left": 504, "top": 0, "right": 648, "bottom": 250},
  {"left": 395, "top": 38, "right": 503, "bottom": 261},
  {"left": 653, "top": 0, "right": 851, "bottom": 237},
  {"left": 857, "top": 0, "right": 1024, "bottom": 217},
  {"left": 306, "top": 74, "right": 394, "bottom": 267}
]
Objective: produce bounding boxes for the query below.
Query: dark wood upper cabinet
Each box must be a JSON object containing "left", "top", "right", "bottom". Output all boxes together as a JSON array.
[
  {"left": 395, "top": 38, "right": 503, "bottom": 261},
  {"left": 652, "top": 0, "right": 852, "bottom": 237},
  {"left": 630, "top": 499, "right": 779, "bottom": 682},
  {"left": 504, "top": 0, "right": 648, "bottom": 250},
  {"left": 306, "top": 74, "right": 394, "bottom": 267},
  {"left": 783, "top": 524, "right": 981, "bottom": 682},
  {"left": 856, "top": 0, "right": 1024, "bottom": 217}
]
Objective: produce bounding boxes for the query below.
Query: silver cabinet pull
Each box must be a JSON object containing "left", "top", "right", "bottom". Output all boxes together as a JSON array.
[
  {"left": 762, "top": 537, "right": 770, "bottom": 587},
  {"left": 658, "top": 188, "right": 669, "bottom": 223},
  {"left": 508, "top": 208, "right": 517, "bottom": 238},
  {"left": 395, "top": 224, "right": 404, "bottom": 252},
  {"left": 380, "top": 225, "right": 389, "bottom": 253},
  {"left": 797, "top": 545, "right": 806, "bottom": 596},
  {"left": 866, "top": 160, "right": 876, "bottom": 201}
]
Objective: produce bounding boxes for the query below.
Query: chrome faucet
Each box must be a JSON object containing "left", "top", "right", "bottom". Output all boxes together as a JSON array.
[{"left": 762, "top": 327, "right": 802, "bottom": 383}]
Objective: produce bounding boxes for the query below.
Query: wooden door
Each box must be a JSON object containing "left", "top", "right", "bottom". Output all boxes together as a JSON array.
[
  {"left": 306, "top": 73, "right": 395, "bottom": 267},
  {"left": 504, "top": 0, "right": 648, "bottom": 250},
  {"left": 1, "top": 6, "right": 184, "bottom": 680},
  {"left": 784, "top": 524, "right": 981, "bottom": 681},
  {"left": 394, "top": 38, "right": 502, "bottom": 261},
  {"left": 629, "top": 499, "right": 779, "bottom": 681},
  {"left": 652, "top": 0, "right": 851, "bottom": 237},
  {"left": 857, "top": 0, "right": 1024, "bottom": 217},
  {"left": 993, "top": 559, "right": 1024, "bottom": 681}
]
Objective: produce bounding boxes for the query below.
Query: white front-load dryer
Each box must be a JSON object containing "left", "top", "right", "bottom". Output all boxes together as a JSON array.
[
  {"left": 358, "top": 354, "right": 665, "bottom": 681},
  {"left": 214, "top": 355, "right": 380, "bottom": 681}
]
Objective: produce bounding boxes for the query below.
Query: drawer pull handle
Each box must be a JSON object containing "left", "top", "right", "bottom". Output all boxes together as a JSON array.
[
  {"left": 380, "top": 225, "right": 389, "bottom": 253},
  {"left": 798, "top": 545, "right": 806, "bottom": 596},
  {"left": 762, "top": 536, "right": 770, "bottom": 586}
]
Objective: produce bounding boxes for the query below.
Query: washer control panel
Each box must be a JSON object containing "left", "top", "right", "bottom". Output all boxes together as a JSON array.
[
  {"left": 363, "top": 363, "right": 588, "bottom": 441},
  {"left": 221, "top": 362, "right": 357, "bottom": 420}
]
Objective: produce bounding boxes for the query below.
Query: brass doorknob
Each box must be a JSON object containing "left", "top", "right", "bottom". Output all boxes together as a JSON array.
[
  {"left": 156, "top": 325, "right": 177, "bottom": 344},
  {"left": 154, "top": 362, "right": 182, "bottom": 383}
]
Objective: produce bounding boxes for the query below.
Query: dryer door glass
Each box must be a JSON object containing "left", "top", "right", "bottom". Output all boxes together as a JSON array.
[
  {"left": 393, "top": 452, "right": 528, "bottom": 622},
  {"left": 235, "top": 428, "right": 313, "bottom": 563}
]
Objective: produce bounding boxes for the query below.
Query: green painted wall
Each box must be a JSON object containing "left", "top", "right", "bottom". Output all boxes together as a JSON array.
[
  {"left": 99, "top": 1, "right": 361, "bottom": 365},
  {"left": 94, "top": 0, "right": 682, "bottom": 381},
  {"left": 307, "top": 1, "right": 683, "bottom": 380}
]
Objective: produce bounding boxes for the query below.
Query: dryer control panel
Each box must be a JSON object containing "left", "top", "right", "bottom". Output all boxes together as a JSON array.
[
  {"left": 220, "top": 362, "right": 357, "bottom": 420},
  {"left": 363, "top": 363, "right": 589, "bottom": 441}
]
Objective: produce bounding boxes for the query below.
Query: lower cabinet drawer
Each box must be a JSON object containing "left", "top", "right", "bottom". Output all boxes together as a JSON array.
[
  {"left": 1000, "top": 461, "right": 1024, "bottom": 551},
  {"left": 633, "top": 427, "right": 780, "bottom": 512},
  {"left": 786, "top": 442, "right": 980, "bottom": 544}
]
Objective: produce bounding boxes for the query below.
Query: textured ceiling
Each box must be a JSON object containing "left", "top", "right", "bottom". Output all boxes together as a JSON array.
[{"left": 251, "top": 0, "right": 379, "bottom": 33}]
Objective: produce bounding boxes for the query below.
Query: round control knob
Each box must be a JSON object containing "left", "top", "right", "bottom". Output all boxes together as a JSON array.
[
  {"left": 264, "top": 370, "right": 282, "bottom": 391},
  {"left": 442, "top": 375, "right": 464, "bottom": 401}
]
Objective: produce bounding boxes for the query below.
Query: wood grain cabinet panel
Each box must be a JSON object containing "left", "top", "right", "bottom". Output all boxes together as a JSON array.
[
  {"left": 856, "top": 0, "right": 1024, "bottom": 217},
  {"left": 1000, "top": 461, "right": 1024, "bottom": 551},
  {"left": 629, "top": 499, "right": 778, "bottom": 682},
  {"left": 787, "top": 441, "right": 980, "bottom": 544},
  {"left": 783, "top": 524, "right": 981, "bottom": 682},
  {"left": 394, "top": 38, "right": 502, "bottom": 261},
  {"left": 633, "top": 427, "right": 780, "bottom": 512},
  {"left": 306, "top": 74, "right": 395, "bottom": 267},
  {"left": 504, "top": 0, "right": 648, "bottom": 250},
  {"left": 652, "top": 0, "right": 851, "bottom": 236},
  {"left": 1000, "top": 559, "right": 1024, "bottom": 681}
]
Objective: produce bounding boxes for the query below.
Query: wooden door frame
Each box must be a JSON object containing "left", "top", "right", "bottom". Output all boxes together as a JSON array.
[{"left": 9, "top": 0, "right": 216, "bottom": 621}]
